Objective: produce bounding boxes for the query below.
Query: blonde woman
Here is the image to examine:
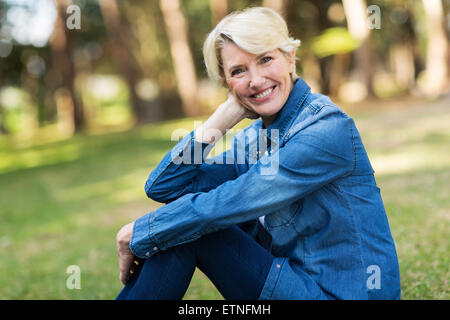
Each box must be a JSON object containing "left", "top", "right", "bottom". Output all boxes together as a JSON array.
[{"left": 115, "top": 7, "right": 401, "bottom": 300}]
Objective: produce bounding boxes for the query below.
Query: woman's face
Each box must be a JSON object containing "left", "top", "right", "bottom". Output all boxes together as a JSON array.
[{"left": 221, "top": 41, "right": 295, "bottom": 126}]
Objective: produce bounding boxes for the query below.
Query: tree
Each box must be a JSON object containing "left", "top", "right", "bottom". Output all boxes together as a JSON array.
[
  {"left": 98, "top": 0, "right": 148, "bottom": 123},
  {"left": 421, "top": 0, "right": 448, "bottom": 97},
  {"left": 50, "top": 0, "right": 85, "bottom": 132},
  {"left": 160, "top": 0, "right": 200, "bottom": 117},
  {"left": 0, "top": 59, "right": 5, "bottom": 134},
  {"left": 263, "top": 0, "right": 288, "bottom": 17},
  {"left": 210, "top": 0, "right": 228, "bottom": 25},
  {"left": 342, "top": 0, "right": 376, "bottom": 97}
]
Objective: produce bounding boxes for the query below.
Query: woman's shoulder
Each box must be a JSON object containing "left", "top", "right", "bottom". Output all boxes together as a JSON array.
[
  {"left": 287, "top": 92, "right": 354, "bottom": 140},
  {"left": 304, "top": 92, "right": 350, "bottom": 118}
]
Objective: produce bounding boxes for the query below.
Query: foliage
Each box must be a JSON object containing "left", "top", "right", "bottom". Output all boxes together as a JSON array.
[{"left": 311, "top": 27, "right": 360, "bottom": 58}]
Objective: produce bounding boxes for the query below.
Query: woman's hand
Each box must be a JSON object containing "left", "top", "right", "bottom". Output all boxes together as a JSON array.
[
  {"left": 116, "top": 221, "right": 139, "bottom": 285},
  {"left": 224, "top": 92, "right": 260, "bottom": 120},
  {"left": 194, "top": 91, "right": 259, "bottom": 144}
]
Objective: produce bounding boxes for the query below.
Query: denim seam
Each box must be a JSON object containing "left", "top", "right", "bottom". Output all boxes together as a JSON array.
[
  {"left": 149, "top": 213, "right": 157, "bottom": 248},
  {"left": 280, "top": 88, "right": 311, "bottom": 141},
  {"left": 284, "top": 104, "right": 342, "bottom": 142},
  {"left": 260, "top": 258, "right": 285, "bottom": 299},
  {"left": 339, "top": 186, "right": 367, "bottom": 298},
  {"left": 350, "top": 125, "right": 356, "bottom": 175}
]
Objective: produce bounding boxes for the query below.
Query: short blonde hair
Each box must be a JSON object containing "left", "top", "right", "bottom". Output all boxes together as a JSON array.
[{"left": 203, "top": 7, "right": 301, "bottom": 86}]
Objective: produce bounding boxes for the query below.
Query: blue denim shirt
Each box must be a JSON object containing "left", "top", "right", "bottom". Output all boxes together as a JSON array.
[{"left": 130, "top": 78, "right": 401, "bottom": 300}]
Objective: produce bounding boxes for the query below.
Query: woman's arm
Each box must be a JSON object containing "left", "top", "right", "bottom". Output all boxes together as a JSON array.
[
  {"left": 194, "top": 93, "right": 256, "bottom": 143},
  {"left": 145, "top": 94, "right": 258, "bottom": 203},
  {"left": 117, "top": 96, "right": 258, "bottom": 283},
  {"left": 129, "top": 109, "right": 356, "bottom": 259}
]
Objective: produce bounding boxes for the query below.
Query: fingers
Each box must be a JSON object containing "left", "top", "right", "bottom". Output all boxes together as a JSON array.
[
  {"left": 118, "top": 248, "right": 134, "bottom": 284},
  {"left": 120, "top": 257, "right": 144, "bottom": 285},
  {"left": 233, "top": 92, "right": 257, "bottom": 115}
]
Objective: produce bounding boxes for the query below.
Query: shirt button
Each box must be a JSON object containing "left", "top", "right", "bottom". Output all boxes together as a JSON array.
[
  {"left": 153, "top": 246, "right": 158, "bottom": 251},
  {"left": 276, "top": 264, "right": 281, "bottom": 269},
  {"left": 145, "top": 252, "right": 150, "bottom": 257},
  {"left": 264, "top": 150, "right": 269, "bottom": 156}
]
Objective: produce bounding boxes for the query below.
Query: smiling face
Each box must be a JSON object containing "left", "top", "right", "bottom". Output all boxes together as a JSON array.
[{"left": 221, "top": 41, "right": 295, "bottom": 127}]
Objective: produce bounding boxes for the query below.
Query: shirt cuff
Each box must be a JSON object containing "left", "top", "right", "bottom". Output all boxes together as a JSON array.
[{"left": 129, "top": 213, "right": 158, "bottom": 259}]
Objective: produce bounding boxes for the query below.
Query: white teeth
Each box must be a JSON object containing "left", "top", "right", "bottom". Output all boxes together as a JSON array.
[{"left": 254, "top": 87, "right": 274, "bottom": 99}]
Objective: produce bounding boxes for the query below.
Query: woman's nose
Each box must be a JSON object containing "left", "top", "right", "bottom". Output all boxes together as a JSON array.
[{"left": 248, "top": 69, "right": 265, "bottom": 89}]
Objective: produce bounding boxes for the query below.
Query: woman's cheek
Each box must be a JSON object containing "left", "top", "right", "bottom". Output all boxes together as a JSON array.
[{"left": 227, "top": 78, "right": 238, "bottom": 92}]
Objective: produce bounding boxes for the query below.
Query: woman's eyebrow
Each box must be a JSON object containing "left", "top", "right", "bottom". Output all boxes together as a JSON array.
[
  {"left": 228, "top": 63, "right": 245, "bottom": 71},
  {"left": 255, "top": 52, "right": 270, "bottom": 60},
  {"left": 228, "top": 52, "right": 272, "bottom": 71}
]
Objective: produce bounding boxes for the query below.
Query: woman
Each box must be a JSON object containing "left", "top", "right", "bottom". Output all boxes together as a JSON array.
[{"left": 115, "top": 7, "right": 401, "bottom": 300}]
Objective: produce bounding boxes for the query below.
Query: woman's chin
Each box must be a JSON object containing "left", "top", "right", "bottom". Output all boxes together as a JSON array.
[{"left": 252, "top": 104, "right": 282, "bottom": 118}]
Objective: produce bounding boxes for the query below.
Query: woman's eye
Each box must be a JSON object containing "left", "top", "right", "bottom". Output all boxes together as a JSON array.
[
  {"left": 231, "top": 69, "right": 243, "bottom": 76},
  {"left": 261, "top": 56, "right": 272, "bottom": 64}
]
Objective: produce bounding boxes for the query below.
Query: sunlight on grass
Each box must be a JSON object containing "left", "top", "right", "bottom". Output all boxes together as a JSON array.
[
  {"left": 0, "top": 142, "right": 82, "bottom": 174},
  {"left": 60, "top": 168, "right": 146, "bottom": 204},
  {"left": 371, "top": 145, "right": 450, "bottom": 175}
]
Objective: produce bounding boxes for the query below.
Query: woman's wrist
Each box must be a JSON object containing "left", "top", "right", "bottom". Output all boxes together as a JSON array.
[{"left": 194, "top": 101, "right": 246, "bottom": 144}]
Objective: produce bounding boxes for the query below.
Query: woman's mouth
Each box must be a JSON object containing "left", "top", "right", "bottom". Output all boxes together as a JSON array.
[{"left": 250, "top": 85, "right": 276, "bottom": 102}]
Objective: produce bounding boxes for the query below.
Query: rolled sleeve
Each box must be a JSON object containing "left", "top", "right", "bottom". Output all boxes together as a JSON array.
[
  {"left": 129, "top": 213, "right": 154, "bottom": 258},
  {"left": 145, "top": 130, "right": 238, "bottom": 203}
]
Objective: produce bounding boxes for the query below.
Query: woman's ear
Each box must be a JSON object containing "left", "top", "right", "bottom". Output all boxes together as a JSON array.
[{"left": 289, "top": 49, "right": 296, "bottom": 73}]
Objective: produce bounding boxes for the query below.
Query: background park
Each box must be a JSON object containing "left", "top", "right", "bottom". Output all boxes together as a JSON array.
[{"left": 0, "top": 0, "right": 449, "bottom": 299}]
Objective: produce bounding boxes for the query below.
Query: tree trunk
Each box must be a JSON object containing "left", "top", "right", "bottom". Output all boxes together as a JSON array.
[
  {"left": 342, "top": 0, "right": 376, "bottom": 97},
  {"left": 422, "top": 0, "right": 448, "bottom": 97},
  {"left": 98, "top": 0, "right": 149, "bottom": 123},
  {"left": 389, "top": 42, "right": 415, "bottom": 90},
  {"left": 329, "top": 53, "right": 350, "bottom": 96},
  {"left": 0, "top": 59, "right": 5, "bottom": 134},
  {"left": 210, "top": 0, "right": 228, "bottom": 25},
  {"left": 160, "top": 0, "right": 200, "bottom": 117},
  {"left": 263, "top": 0, "right": 288, "bottom": 17},
  {"left": 50, "top": 0, "right": 84, "bottom": 132}
]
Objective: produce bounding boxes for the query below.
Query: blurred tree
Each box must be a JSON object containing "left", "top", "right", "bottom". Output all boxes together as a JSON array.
[
  {"left": 210, "top": 0, "right": 228, "bottom": 25},
  {"left": 50, "top": 0, "right": 85, "bottom": 132},
  {"left": 0, "top": 59, "right": 4, "bottom": 134},
  {"left": 160, "top": 0, "right": 200, "bottom": 117},
  {"left": 342, "top": 0, "right": 376, "bottom": 97},
  {"left": 310, "top": 0, "right": 336, "bottom": 95},
  {"left": 386, "top": 2, "right": 417, "bottom": 92},
  {"left": 422, "top": 0, "right": 448, "bottom": 97},
  {"left": 263, "top": 0, "right": 288, "bottom": 17},
  {"left": 98, "top": 0, "right": 148, "bottom": 123}
]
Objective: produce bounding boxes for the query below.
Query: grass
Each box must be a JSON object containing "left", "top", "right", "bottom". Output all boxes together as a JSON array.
[{"left": 0, "top": 96, "right": 449, "bottom": 300}]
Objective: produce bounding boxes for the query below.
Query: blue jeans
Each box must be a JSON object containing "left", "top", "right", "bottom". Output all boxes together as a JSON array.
[{"left": 116, "top": 225, "right": 274, "bottom": 300}]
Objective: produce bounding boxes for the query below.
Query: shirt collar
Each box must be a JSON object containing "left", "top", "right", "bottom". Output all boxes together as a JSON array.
[{"left": 263, "top": 77, "right": 311, "bottom": 142}]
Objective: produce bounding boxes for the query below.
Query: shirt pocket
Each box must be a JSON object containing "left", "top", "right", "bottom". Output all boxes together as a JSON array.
[{"left": 265, "top": 200, "right": 303, "bottom": 230}]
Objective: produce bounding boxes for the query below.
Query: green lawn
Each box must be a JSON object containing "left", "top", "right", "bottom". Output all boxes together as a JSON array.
[{"left": 0, "top": 97, "right": 448, "bottom": 299}]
